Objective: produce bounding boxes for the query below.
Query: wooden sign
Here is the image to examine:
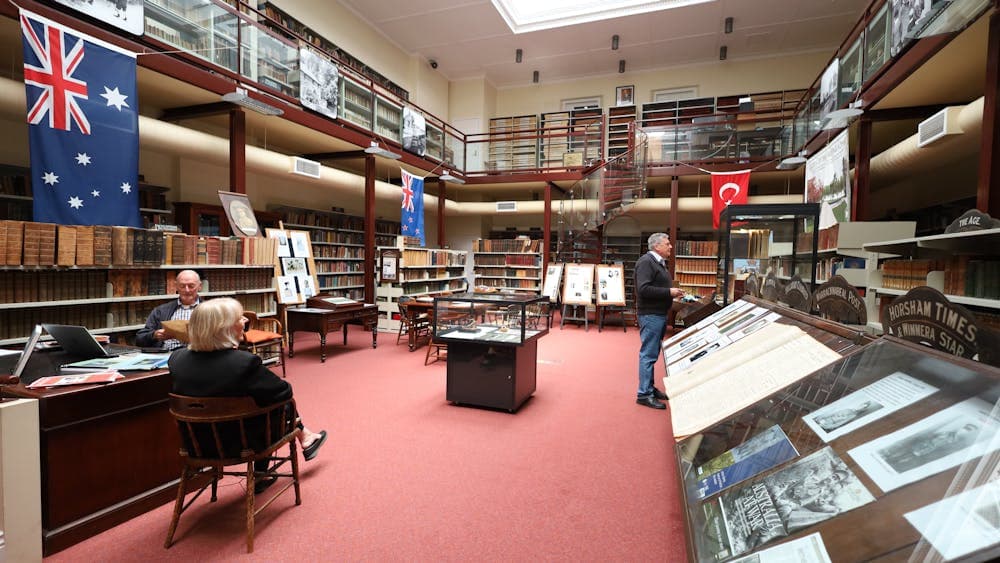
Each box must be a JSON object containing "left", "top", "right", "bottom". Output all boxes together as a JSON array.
[
  {"left": 761, "top": 271, "right": 781, "bottom": 302},
  {"left": 812, "top": 275, "right": 867, "bottom": 325},
  {"left": 743, "top": 272, "right": 760, "bottom": 298},
  {"left": 945, "top": 209, "right": 999, "bottom": 233},
  {"left": 562, "top": 263, "right": 595, "bottom": 306},
  {"left": 542, "top": 263, "right": 563, "bottom": 302},
  {"left": 782, "top": 274, "right": 812, "bottom": 312},
  {"left": 595, "top": 264, "right": 626, "bottom": 306},
  {"left": 885, "top": 286, "right": 995, "bottom": 365}
]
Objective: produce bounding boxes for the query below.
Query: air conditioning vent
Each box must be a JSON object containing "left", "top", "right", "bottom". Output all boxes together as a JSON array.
[
  {"left": 290, "top": 156, "right": 321, "bottom": 179},
  {"left": 917, "top": 107, "right": 963, "bottom": 147},
  {"left": 496, "top": 201, "right": 517, "bottom": 213}
]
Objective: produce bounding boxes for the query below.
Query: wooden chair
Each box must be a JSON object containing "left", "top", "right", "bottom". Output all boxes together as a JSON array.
[
  {"left": 397, "top": 296, "right": 430, "bottom": 348},
  {"left": 164, "top": 394, "right": 302, "bottom": 553},
  {"left": 241, "top": 311, "right": 286, "bottom": 377}
]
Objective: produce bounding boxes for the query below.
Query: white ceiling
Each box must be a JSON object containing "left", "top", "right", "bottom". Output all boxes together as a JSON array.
[{"left": 338, "top": 0, "right": 871, "bottom": 87}]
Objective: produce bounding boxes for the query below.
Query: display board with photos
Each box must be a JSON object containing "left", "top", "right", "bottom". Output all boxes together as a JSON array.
[
  {"left": 266, "top": 227, "right": 319, "bottom": 305},
  {"left": 595, "top": 264, "right": 626, "bottom": 306},
  {"left": 541, "top": 263, "right": 563, "bottom": 302},
  {"left": 561, "top": 263, "right": 595, "bottom": 306},
  {"left": 673, "top": 308, "right": 1000, "bottom": 563}
]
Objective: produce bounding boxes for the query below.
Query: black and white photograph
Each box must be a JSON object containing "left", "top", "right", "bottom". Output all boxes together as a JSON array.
[
  {"left": 296, "top": 275, "right": 317, "bottom": 299},
  {"left": 804, "top": 371, "right": 937, "bottom": 441},
  {"left": 819, "top": 59, "right": 839, "bottom": 120},
  {"left": 267, "top": 228, "right": 291, "bottom": 258},
  {"left": 760, "top": 447, "right": 874, "bottom": 533},
  {"left": 402, "top": 106, "right": 427, "bottom": 157},
  {"left": 298, "top": 47, "right": 340, "bottom": 119},
  {"left": 890, "top": 0, "right": 932, "bottom": 56},
  {"left": 281, "top": 256, "right": 308, "bottom": 276},
  {"left": 277, "top": 275, "right": 298, "bottom": 303},
  {"left": 53, "top": 0, "right": 144, "bottom": 35},
  {"left": 290, "top": 231, "right": 312, "bottom": 259},
  {"left": 849, "top": 397, "right": 1000, "bottom": 492}
]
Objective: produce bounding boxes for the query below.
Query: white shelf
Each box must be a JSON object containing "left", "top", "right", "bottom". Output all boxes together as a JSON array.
[
  {"left": 871, "top": 287, "right": 1000, "bottom": 311},
  {"left": 863, "top": 227, "right": 1000, "bottom": 255}
]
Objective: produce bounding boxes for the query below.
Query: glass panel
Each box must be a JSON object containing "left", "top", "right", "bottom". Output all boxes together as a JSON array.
[
  {"left": 864, "top": 4, "right": 890, "bottom": 81},
  {"left": 375, "top": 96, "right": 402, "bottom": 143},
  {"left": 239, "top": 20, "right": 299, "bottom": 97},
  {"left": 340, "top": 76, "right": 373, "bottom": 130},
  {"left": 144, "top": 0, "right": 239, "bottom": 73},
  {"left": 839, "top": 36, "right": 863, "bottom": 108}
]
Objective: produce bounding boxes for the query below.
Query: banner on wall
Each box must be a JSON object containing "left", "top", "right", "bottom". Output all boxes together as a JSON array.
[
  {"left": 22, "top": 9, "right": 141, "bottom": 227},
  {"left": 711, "top": 170, "right": 751, "bottom": 229},
  {"left": 400, "top": 168, "right": 425, "bottom": 246},
  {"left": 804, "top": 130, "right": 851, "bottom": 230}
]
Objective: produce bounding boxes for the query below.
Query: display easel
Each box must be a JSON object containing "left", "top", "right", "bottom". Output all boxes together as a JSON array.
[
  {"left": 560, "top": 263, "right": 594, "bottom": 331},
  {"left": 267, "top": 225, "right": 320, "bottom": 334},
  {"left": 595, "top": 264, "right": 627, "bottom": 332},
  {"left": 541, "top": 263, "right": 563, "bottom": 328}
]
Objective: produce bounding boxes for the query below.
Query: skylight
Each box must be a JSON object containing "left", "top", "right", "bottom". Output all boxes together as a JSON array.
[{"left": 491, "top": 0, "right": 715, "bottom": 34}]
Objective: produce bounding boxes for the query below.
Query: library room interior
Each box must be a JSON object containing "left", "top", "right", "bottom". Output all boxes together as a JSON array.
[{"left": 1, "top": 0, "right": 1000, "bottom": 560}]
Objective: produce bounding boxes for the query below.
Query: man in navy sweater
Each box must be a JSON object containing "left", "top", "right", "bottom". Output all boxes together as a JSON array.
[{"left": 634, "top": 233, "right": 684, "bottom": 409}]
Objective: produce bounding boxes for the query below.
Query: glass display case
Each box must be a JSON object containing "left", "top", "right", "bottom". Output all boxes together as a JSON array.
[
  {"left": 432, "top": 292, "right": 549, "bottom": 346},
  {"left": 675, "top": 336, "right": 1000, "bottom": 562},
  {"left": 433, "top": 292, "right": 550, "bottom": 412},
  {"left": 145, "top": 0, "right": 239, "bottom": 73},
  {"left": 717, "top": 203, "right": 820, "bottom": 306},
  {"left": 240, "top": 21, "right": 299, "bottom": 97}
]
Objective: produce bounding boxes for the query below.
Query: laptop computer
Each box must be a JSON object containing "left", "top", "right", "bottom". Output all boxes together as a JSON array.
[
  {"left": 0, "top": 324, "right": 43, "bottom": 383},
  {"left": 42, "top": 324, "right": 132, "bottom": 359}
]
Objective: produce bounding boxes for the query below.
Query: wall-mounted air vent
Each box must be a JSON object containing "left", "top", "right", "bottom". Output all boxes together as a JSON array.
[
  {"left": 917, "top": 107, "right": 963, "bottom": 147},
  {"left": 496, "top": 201, "right": 518, "bottom": 213},
  {"left": 290, "top": 156, "right": 321, "bottom": 179}
]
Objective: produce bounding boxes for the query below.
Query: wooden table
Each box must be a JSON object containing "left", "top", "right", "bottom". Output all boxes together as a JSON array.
[
  {"left": 286, "top": 304, "right": 378, "bottom": 362},
  {"left": 2, "top": 351, "right": 180, "bottom": 556}
]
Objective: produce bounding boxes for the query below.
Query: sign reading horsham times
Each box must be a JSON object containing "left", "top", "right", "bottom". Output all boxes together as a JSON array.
[{"left": 885, "top": 287, "right": 984, "bottom": 362}]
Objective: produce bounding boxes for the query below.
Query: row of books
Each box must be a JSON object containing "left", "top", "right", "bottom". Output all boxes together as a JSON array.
[
  {"left": 315, "top": 261, "right": 364, "bottom": 273},
  {"left": 1, "top": 270, "right": 108, "bottom": 303},
  {"left": 473, "top": 238, "right": 543, "bottom": 253},
  {"left": 321, "top": 275, "right": 364, "bottom": 288},
  {"left": 675, "top": 240, "right": 718, "bottom": 257},
  {"left": 403, "top": 280, "right": 466, "bottom": 295},
  {"left": 942, "top": 257, "right": 1000, "bottom": 299},
  {"left": 107, "top": 269, "right": 274, "bottom": 298},
  {"left": 0, "top": 220, "right": 279, "bottom": 267},
  {"left": 675, "top": 272, "right": 717, "bottom": 287},
  {"left": 674, "top": 258, "right": 717, "bottom": 273},
  {"left": 314, "top": 245, "right": 364, "bottom": 259},
  {"left": 402, "top": 249, "right": 467, "bottom": 267},
  {"left": 879, "top": 259, "right": 944, "bottom": 291},
  {"left": 475, "top": 278, "right": 538, "bottom": 289},
  {"left": 0, "top": 303, "right": 105, "bottom": 340},
  {"left": 730, "top": 231, "right": 771, "bottom": 260},
  {"left": 474, "top": 255, "right": 538, "bottom": 267}
]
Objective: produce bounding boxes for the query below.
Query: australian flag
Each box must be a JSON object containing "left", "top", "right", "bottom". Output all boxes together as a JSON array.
[
  {"left": 21, "top": 9, "right": 141, "bottom": 227},
  {"left": 400, "top": 168, "right": 425, "bottom": 246}
]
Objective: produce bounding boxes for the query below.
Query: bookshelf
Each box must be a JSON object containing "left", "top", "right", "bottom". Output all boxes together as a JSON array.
[
  {"left": 540, "top": 111, "right": 571, "bottom": 168},
  {"left": 0, "top": 222, "right": 278, "bottom": 345},
  {"left": 144, "top": 0, "right": 240, "bottom": 74},
  {"left": 239, "top": 21, "right": 299, "bottom": 97},
  {"left": 471, "top": 239, "right": 543, "bottom": 293},
  {"left": 674, "top": 239, "right": 719, "bottom": 298},
  {"left": 375, "top": 237, "right": 468, "bottom": 331},
  {"left": 274, "top": 205, "right": 400, "bottom": 300},
  {"left": 487, "top": 115, "right": 539, "bottom": 172},
  {"left": 374, "top": 95, "right": 403, "bottom": 143},
  {"left": 606, "top": 105, "right": 635, "bottom": 159},
  {"left": 569, "top": 108, "right": 603, "bottom": 163},
  {"left": 341, "top": 75, "right": 374, "bottom": 130},
  {"left": 172, "top": 201, "right": 282, "bottom": 237},
  {"left": 602, "top": 226, "right": 643, "bottom": 325},
  {"left": 863, "top": 228, "right": 1000, "bottom": 335}
]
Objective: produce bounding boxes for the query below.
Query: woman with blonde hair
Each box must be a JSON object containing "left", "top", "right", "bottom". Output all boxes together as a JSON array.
[{"left": 168, "top": 297, "right": 327, "bottom": 494}]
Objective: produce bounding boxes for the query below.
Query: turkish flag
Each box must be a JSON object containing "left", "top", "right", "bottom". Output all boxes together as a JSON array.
[{"left": 711, "top": 170, "right": 750, "bottom": 229}]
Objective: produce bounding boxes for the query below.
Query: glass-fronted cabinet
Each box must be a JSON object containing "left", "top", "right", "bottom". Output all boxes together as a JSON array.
[
  {"left": 839, "top": 36, "right": 863, "bottom": 108},
  {"left": 864, "top": 3, "right": 891, "bottom": 81},
  {"left": 375, "top": 95, "right": 402, "bottom": 143},
  {"left": 717, "top": 203, "right": 820, "bottom": 306},
  {"left": 340, "top": 75, "right": 373, "bottom": 130},
  {"left": 432, "top": 292, "right": 549, "bottom": 346},
  {"left": 145, "top": 0, "right": 240, "bottom": 74},
  {"left": 240, "top": 21, "right": 299, "bottom": 97}
]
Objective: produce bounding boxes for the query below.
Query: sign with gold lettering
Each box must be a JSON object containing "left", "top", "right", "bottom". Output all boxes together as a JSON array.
[
  {"left": 813, "top": 275, "right": 866, "bottom": 325},
  {"left": 885, "top": 287, "right": 988, "bottom": 363},
  {"left": 782, "top": 274, "right": 812, "bottom": 312}
]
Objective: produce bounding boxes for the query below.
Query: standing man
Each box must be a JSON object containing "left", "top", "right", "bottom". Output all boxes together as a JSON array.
[
  {"left": 136, "top": 269, "right": 203, "bottom": 350},
  {"left": 634, "top": 233, "right": 684, "bottom": 409}
]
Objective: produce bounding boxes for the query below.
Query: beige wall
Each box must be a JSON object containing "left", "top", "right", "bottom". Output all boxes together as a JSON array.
[{"left": 494, "top": 51, "right": 830, "bottom": 118}]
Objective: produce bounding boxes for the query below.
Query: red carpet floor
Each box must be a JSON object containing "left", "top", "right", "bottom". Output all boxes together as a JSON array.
[{"left": 47, "top": 323, "right": 689, "bottom": 562}]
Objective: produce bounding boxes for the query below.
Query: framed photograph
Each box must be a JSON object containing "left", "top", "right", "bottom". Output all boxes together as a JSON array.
[
  {"left": 290, "top": 231, "right": 312, "bottom": 258},
  {"left": 595, "top": 264, "right": 626, "bottom": 306},
  {"left": 218, "top": 191, "right": 261, "bottom": 237},
  {"left": 266, "top": 228, "right": 291, "bottom": 258},
  {"left": 277, "top": 275, "right": 299, "bottom": 304},
  {"left": 615, "top": 85, "right": 635, "bottom": 107},
  {"left": 281, "top": 256, "right": 308, "bottom": 276},
  {"left": 380, "top": 249, "right": 401, "bottom": 282}
]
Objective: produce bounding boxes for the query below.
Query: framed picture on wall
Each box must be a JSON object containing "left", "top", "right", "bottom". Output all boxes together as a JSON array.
[
  {"left": 380, "top": 249, "right": 401, "bottom": 282},
  {"left": 218, "top": 191, "right": 261, "bottom": 237},
  {"left": 615, "top": 85, "right": 635, "bottom": 107}
]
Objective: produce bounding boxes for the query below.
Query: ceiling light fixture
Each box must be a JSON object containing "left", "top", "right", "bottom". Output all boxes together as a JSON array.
[
  {"left": 532, "top": 70, "right": 539, "bottom": 83},
  {"left": 612, "top": 34, "right": 619, "bottom": 50},
  {"left": 515, "top": 48, "right": 523, "bottom": 63},
  {"left": 363, "top": 140, "right": 401, "bottom": 160},
  {"left": 221, "top": 87, "right": 283, "bottom": 116},
  {"left": 618, "top": 59, "right": 625, "bottom": 73},
  {"left": 777, "top": 150, "right": 808, "bottom": 169},
  {"left": 719, "top": 45, "right": 727, "bottom": 60},
  {"left": 724, "top": 17, "right": 733, "bottom": 34},
  {"left": 825, "top": 99, "right": 865, "bottom": 121},
  {"left": 439, "top": 170, "right": 466, "bottom": 184}
]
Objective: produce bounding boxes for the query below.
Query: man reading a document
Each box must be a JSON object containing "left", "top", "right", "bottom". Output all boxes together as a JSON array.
[
  {"left": 634, "top": 233, "right": 684, "bottom": 409},
  {"left": 136, "top": 269, "right": 202, "bottom": 350}
]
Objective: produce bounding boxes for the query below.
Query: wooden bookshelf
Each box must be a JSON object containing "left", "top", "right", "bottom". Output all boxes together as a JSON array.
[
  {"left": 540, "top": 111, "right": 571, "bottom": 168},
  {"left": 606, "top": 105, "right": 636, "bottom": 159},
  {"left": 472, "top": 239, "right": 543, "bottom": 293},
  {"left": 375, "top": 236, "right": 468, "bottom": 331},
  {"left": 488, "top": 114, "right": 539, "bottom": 172}
]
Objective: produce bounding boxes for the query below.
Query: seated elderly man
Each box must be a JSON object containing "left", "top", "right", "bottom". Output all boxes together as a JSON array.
[{"left": 136, "top": 269, "right": 202, "bottom": 350}]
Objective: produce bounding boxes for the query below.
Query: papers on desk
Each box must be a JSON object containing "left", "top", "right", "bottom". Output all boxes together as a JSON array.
[
  {"left": 293, "top": 307, "right": 334, "bottom": 314},
  {"left": 61, "top": 353, "right": 169, "bottom": 372},
  {"left": 27, "top": 370, "right": 124, "bottom": 388},
  {"left": 322, "top": 297, "right": 358, "bottom": 306}
]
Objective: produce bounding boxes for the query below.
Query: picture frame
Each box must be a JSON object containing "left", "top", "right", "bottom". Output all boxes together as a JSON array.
[
  {"left": 218, "top": 191, "right": 261, "bottom": 237},
  {"left": 615, "top": 85, "right": 635, "bottom": 107},
  {"left": 380, "top": 248, "right": 401, "bottom": 282},
  {"left": 595, "top": 264, "right": 626, "bottom": 306}
]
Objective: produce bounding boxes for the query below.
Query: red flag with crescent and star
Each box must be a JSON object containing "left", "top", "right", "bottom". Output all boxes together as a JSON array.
[{"left": 711, "top": 170, "right": 750, "bottom": 229}]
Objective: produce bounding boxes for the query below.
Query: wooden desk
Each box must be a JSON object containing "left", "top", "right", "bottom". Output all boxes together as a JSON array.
[
  {"left": 2, "top": 351, "right": 180, "bottom": 556},
  {"left": 286, "top": 304, "right": 378, "bottom": 362}
]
